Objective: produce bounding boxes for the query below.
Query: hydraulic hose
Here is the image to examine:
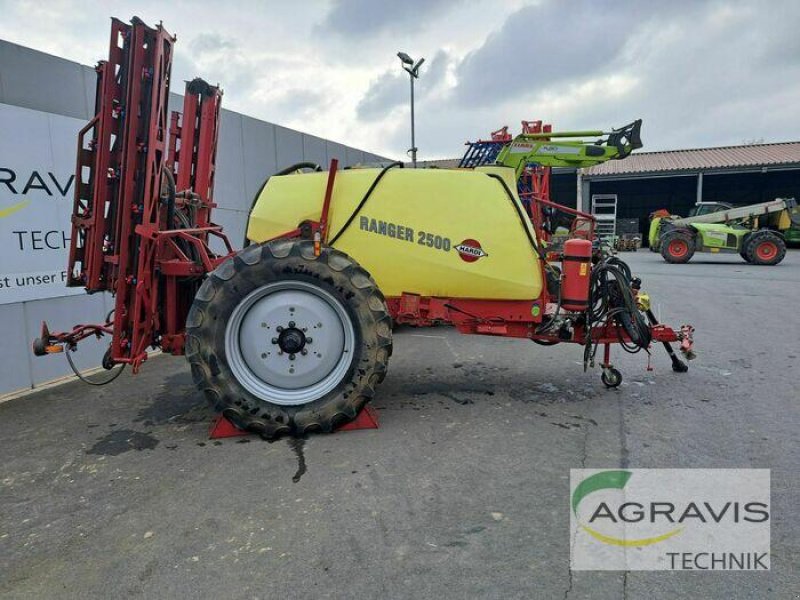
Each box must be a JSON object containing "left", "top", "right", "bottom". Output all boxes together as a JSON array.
[
  {"left": 328, "top": 162, "right": 404, "bottom": 245},
  {"left": 585, "top": 256, "right": 651, "bottom": 363},
  {"left": 65, "top": 348, "right": 126, "bottom": 386}
]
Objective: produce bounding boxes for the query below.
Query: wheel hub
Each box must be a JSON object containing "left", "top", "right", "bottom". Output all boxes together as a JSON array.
[
  {"left": 224, "top": 281, "right": 355, "bottom": 406},
  {"left": 669, "top": 240, "right": 687, "bottom": 256},
  {"left": 277, "top": 327, "right": 306, "bottom": 354},
  {"left": 756, "top": 242, "right": 777, "bottom": 260}
]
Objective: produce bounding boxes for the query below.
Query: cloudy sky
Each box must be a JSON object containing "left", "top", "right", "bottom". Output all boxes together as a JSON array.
[{"left": 1, "top": 0, "right": 798, "bottom": 160}]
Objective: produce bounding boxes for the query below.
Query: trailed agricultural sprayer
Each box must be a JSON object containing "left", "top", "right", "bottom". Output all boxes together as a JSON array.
[{"left": 33, "top": 17, "right": 695, "bottom": 439}]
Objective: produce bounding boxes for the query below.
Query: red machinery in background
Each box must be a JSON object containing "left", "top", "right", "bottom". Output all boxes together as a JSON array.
[
  {"left": 34, "top": 17, "right": 233, "bottom": 373},
  {"left": 518, "top": 120, "right": 596, "bottom": 250}
]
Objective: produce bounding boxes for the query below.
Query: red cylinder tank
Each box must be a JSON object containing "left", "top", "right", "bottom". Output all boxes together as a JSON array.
[{"left": 561, "top": 238, "right": 592, "bottom": 311}]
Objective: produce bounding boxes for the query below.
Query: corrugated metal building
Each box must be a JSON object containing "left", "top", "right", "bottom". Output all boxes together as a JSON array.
[
  {"left": 576, "top": 142, "right": 800, "bottom": 231},
  {"left": 0, "top": 40, "right": 389, "bottom": 396}
]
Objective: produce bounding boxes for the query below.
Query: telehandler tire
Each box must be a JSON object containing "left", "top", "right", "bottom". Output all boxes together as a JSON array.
[
  {"left": 743, "top": 231, "right": 786, "bottom": 266},
  {"left": 185, "top": 240, "right": 392, "bottom": 439},
  {"left": 660, "top": 231, "right": 695, "bottom": 264}
]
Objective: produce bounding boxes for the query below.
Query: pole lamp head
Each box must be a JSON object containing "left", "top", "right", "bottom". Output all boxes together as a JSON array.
[{"left": 397, "top": 52, "right": 414, "bottom": 65}]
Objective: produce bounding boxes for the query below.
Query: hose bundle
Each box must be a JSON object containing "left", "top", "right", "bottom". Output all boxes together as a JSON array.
[{"left": 585, "top": 256, "right": 651, "bottom": 364}]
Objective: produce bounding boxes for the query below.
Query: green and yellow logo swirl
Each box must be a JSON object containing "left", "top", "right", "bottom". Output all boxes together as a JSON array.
[{"left": 572, "top": 470, "right": 682, "bottom": 547}]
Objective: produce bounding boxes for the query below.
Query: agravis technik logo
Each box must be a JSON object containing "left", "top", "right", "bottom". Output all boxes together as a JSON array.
[{"left": 570, "top": 469, "right": 770, "bottom": 571}]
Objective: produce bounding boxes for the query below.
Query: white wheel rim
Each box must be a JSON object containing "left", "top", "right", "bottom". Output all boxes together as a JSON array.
[{"left": 224, "top": 280, "right": 356, "bottom": 406}]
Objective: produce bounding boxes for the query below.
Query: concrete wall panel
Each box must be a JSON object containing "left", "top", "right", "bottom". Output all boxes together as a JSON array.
[
  {"left": 275, "top": 126, "right": 304, "bottom": 171},
  {"left": 346, "top": 147, "right": 365, "bottom": 167},
  {"left": 0, "top": 303, "right": 32, "bottom": 393},
  {"left": 213, "top": 110, "right": 246, "bottom": 213},
  {"left": 326, "top": 141, "right": 349, "bottom": 165},
  {"left": 213, "top": 207, "right": 248, "bottom": 252},
  {"left": 0, "top": 41, "right": 91, "bottom": 120},
  {"left": 302, "top": 134, "right": 328, "bottom": 167},
  {"left": 241, "top": 115, "right": 277, "bottom": 208}
]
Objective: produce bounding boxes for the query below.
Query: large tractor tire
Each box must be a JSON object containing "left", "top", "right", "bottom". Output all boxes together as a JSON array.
[
  {"left": 185, "top": 240, "right": 392, "bottom": 439},
  {"left": 744, "top": 231, "right": 786, "bottom": 266},
  {"left": 660, "top": 231, "right": 695, "bottom": 264}
]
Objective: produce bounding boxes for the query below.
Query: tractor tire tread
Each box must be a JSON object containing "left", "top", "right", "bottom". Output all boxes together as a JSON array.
[
  {"left": 185, "top": 239, "right": 392, "bottom": 440},
  {"left": 744, "top": 230, "right": 786, "bottom": 266},
  {"left": 660, "top": 231, "right": 695, "bottom": 264}
]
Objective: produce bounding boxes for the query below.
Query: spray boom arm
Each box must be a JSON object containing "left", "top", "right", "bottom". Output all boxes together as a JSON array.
[{"left": 495, "top": 119, "right": 643, "bottom": 178}]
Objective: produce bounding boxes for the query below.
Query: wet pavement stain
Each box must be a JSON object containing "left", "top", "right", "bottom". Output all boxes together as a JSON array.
[
  {"left": 133, "top": 372, "right": 207, "bottom": 427},
  {"left": 288, "top": 437, "right": 307, "bottom": 483},
  {"left": 87, "top": 429, "right": 159, "bottom": 456}
]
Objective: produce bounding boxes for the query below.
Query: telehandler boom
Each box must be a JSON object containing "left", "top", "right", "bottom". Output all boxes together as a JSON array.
[{"left": 495, "top": 120, "right": 642, "bottom": 179}]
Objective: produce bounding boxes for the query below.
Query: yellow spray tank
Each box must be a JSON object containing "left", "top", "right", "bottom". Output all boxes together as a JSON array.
[{"left": 247, "top": 165, "right": 543, "bottom": 300}]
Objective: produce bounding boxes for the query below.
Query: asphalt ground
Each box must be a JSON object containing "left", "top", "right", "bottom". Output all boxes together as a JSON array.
[{"left": 1, "top": 249, "right": 798, "bottom": 599}]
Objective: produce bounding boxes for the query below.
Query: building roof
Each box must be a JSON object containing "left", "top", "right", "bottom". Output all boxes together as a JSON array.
[
  {"left": 413, "top": 158, "right": 462, "bottom": 169},
  {"left": 582, "top": 141, "right": 800, "bottom": 178}
]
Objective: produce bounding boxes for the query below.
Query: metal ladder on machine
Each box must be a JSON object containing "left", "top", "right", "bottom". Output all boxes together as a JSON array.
[{"left": 591, "top": 194, "right": 618, "bottom": 243}]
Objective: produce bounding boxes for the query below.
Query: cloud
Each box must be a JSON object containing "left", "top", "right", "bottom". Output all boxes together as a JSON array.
[
  {"left": 356, "top": 50, "right": 452, "bottom": 121},
  {"left": 189, "top": 32, "right": 235, "bottom": 55},
  {"left": 269, "top": 88, "right": 329, "bottom": 118},
  {"left": 356, "top": 70, "right": 407, "bottom": 120},
  {"left": 452, "top": 1, "right": 643, "bottom": 106},
  {"left": 317, "top": 0, "right": 457, "bottom": 37},
  {"left": 176, "top": 32, "right": 259, "bottom": 97}
]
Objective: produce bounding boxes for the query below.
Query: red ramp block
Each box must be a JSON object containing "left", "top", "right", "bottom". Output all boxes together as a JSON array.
[{"left": 208, "top": 405, "right": 380, "bottom": 439}]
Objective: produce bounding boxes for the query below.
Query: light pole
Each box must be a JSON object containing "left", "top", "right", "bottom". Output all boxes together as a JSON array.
[{"left": 397, "top": 52, "right": 424, "bottom": 168}]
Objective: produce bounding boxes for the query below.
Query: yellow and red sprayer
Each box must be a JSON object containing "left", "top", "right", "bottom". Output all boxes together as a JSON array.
[{"left": 33, "top": 17, "right": 695, "bottom": 439}]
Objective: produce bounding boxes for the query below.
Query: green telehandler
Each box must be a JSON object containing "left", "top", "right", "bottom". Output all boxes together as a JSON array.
[{"left": 649, "top": 198, "right": 799, "bottom": 265}]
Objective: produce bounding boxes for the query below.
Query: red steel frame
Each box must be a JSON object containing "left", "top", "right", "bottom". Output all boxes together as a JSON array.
[
  {"left": 69, "top": 18, "right": 130, "bottom": 291},
  {"left": 38, "top": 17, "right": 233, "bottom": 371}
]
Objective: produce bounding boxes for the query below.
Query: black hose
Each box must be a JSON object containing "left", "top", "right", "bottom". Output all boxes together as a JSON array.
[
  {"left": 328, "top": 162, "right": 404, "bottom": 245},
  {"left": 585, "top": 256, "right": 651, "bottom": 357},
  {"left": 66, "top": 349, "right": 126, "bottom": 386}
]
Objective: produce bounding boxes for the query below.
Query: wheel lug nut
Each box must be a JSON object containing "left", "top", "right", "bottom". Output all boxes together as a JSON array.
[
  {"left": 306, "top": 337, "right": 312, "bottom": 344},
  {"left": 301, "top": 349, "right": 307, "bottom": 356},
  {"left": 288, "top": 321, "right": 295, "bottom": 328},
  {"left": 276, "top": 326, "right": 284, "bottom": 332},
  {"left": 271, "top": 337, "right": 278, "bottom": 344},
  {"left": 289, "top": 354, "right": 296, "bottom": 360}
]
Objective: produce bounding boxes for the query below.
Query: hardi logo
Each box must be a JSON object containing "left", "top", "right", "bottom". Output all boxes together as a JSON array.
[
  {"left": 455, "top": 239, "right": 488, "bottom": 262},
  {"left": 570, "top": 469, "right": 770, "bottom": 571}
]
